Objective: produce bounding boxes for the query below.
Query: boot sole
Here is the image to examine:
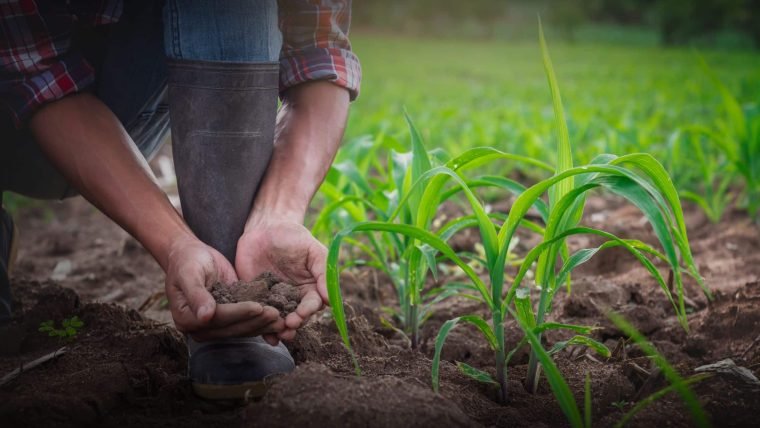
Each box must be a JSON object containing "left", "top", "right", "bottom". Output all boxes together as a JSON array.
[{"left": 192, "top": 380, "right": 267, "bottom": 400}]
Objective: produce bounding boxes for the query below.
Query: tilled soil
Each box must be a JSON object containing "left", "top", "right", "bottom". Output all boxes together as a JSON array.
[
  {"left": 2, "top": 195, "right": 759, "bottom": 427},
  {"left": 210, "top": 273, "right": 301, "bottom": 318}
]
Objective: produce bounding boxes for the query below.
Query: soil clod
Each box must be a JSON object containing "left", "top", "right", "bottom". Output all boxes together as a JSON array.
[{"left": 210, "top": 272, "right": 301, "bottom": 318}]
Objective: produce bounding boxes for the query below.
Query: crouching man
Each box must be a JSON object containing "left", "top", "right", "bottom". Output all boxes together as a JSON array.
[{"left": 0, "top": 0, "right": 360, "bottom": 399}]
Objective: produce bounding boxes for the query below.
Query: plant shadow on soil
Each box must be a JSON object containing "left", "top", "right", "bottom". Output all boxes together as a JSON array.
[{"left": 1, "top": 196, "right": 759, "bottom": 427}]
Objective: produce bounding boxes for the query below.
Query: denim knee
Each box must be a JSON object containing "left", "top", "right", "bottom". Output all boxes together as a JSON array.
[{"left": 163, "top": 0, "right": 282, "bottom": 63}]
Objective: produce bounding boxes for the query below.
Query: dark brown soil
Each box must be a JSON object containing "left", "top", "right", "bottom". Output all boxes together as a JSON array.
[
  {"left": 2, "top": 193, "right": 760, "bottom": 427},
  {"left": 210, "top": 272, "right": 301, "bottom": 318}
]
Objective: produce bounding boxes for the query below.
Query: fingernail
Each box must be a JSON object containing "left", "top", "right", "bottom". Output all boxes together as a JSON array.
[{"left": 197, "top": 304, "right": 211, "bottom": 320}]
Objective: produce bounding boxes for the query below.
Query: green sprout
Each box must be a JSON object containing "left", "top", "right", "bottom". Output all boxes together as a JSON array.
[{"left": 38, "top": 316, "right": 84, "bottom": 341}]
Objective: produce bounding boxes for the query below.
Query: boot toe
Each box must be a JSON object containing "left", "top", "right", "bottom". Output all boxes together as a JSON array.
[{"left": 188, "top": 336, "right": 294, "bottom": 399}]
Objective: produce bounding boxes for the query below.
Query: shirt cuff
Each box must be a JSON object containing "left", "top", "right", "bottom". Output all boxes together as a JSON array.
[
  {"left": 279, "top": 47, "right": 361, "bottom": 101},
  {"left": 1, "top": 52, "right": 95, "bottom": 128}
]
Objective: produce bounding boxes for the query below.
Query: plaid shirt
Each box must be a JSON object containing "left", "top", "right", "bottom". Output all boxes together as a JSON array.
[{"left": 0, "top": 0, "right": 361, "bottom": 127}]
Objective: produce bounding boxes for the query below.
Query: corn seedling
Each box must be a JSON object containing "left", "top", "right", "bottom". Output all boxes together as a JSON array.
[{"left": 510, "top": 20, "right": 708, "bottom": 394}]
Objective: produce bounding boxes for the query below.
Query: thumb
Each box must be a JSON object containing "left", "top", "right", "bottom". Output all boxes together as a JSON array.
[
  {"left": 180, "top": 259, "right": 217, "bottom": 325},
  {"left": 309, "top": 242, "right": 329, "bottom": 306}
]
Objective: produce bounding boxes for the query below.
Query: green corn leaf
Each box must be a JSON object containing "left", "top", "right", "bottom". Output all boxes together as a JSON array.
[
  {"left": 432, "top": 315, "right": 498, "bottom": 392},
  {"left": 609, "top": 313, "right": 709, "bottom": 428},
  {"left": 404, "top": 111, "right": 432, "bottom": 223},
  {"left": 512, "top": 308, "right": 583, "bottom": 428},
  {"left": 539, "top": 17, "right": 573, "bottom": 208},
  {"left": 445, "top": 146, "right": 554, "bottom": 174},
  {"left": 397, "top": 166, "right": 499, "bottom": 269},
  {"left": 549, "top": 335, "right": 611, "bottom": 358},
  {"left": 437, "top": 214, "right": 544, "bottom": 245},
  {"left": 504, "top": 226, "right": 678, "bottom": 319},
  {"left": 332, "top": 161, "right": 374, "bottom": 196},
  {"left": 505, "top": 337, "right": 529, "bottom": 367},
  {"left": 379, "top": 316, "right": 411, "bottom": 347},
  {"left": 534, "top": 322, "right": 595, "bottom": 335},
  {"left": 514, "top": 287, "right": 536, "bottom": 329},
  {"left": 459, "top": 315, "right": 498, "bottom": 350},
  {"left": 432, "top": 317, "right": 460, "bottom": 393},
  {"left": 555, "top": 238, "right": 673, "bottom": 289},
  {"left": 318, "top": 181, "right": 365, "bottom": 220},
  {"left": 440, "top": 176, "right": 550, "bottom": 222},
  {"left": 611, "top": 153, "right": 708, "bottom": 298},
  {"left": 495, "top": 162, "right": 699, "bottom": 317},
  {"left": 457, "top": 362, "right": 499, "bottom": 386},
  {"left": 312, "top": 196, "right": 381, "bottom": 235}
]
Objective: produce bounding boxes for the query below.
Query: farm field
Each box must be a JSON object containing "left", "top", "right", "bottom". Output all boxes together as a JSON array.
[{"left": 2, "top": 32, "right": 760, "bottom": 427}]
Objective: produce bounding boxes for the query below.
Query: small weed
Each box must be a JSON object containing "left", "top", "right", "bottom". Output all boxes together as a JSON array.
[{"left": 38, "top": 316, "right": 84, "bottom": 341}]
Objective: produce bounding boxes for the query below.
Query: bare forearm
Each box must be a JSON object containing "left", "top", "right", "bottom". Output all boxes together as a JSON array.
[
  {"left": 245, "top": 81, "right": 350, "bottom": 227},
  {"left": 29, "top": 93, "right": 193, "bottom": 270}
]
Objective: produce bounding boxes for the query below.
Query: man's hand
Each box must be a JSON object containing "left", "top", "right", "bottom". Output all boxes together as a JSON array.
[
  {"left": 234, "top": 82, "right": 348, "bottom": 342},
  {"left": 235, "top": 220, "right": 328, "bottom": 341},
  {"left": 166, "top": 236, "right": 285, "bottom": 343}
]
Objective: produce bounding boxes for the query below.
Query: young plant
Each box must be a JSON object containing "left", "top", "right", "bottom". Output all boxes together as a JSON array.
[
  {"left": 510, "top": 20, "right": 708, "bottom": 394},
  {"left": 38, "top": 316, "right": 84, "bottom": 341}
]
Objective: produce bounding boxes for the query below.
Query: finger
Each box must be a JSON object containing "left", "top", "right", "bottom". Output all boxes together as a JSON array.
[
  {"left": 206, "top": 302, "right": 266, "bottom": 328},
  {"left": 176, "top": 262, "right": 217, "bottom": 324},
  {"left": 191, "top": 313, "right": 285, "bottom": 342},
  {"left": 295, "top": 290, "right": 323, "bottom": 321},
  {"left": 285, "top": 312, "right": 303, "bottom": 330},
  {"left": 263, "top": 333, "right": 280, "bottom": 346},
  {"left": 211, "top": 249, "right": 239, "bottom": 284},
  {"left": 308, "top": 243, "right": 329, "bottom": 305},
  {"left": 278, "top": 329, "right": 297, "bottom": 342}
]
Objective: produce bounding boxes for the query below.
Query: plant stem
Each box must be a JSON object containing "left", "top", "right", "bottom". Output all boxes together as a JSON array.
[
  {"left": 409, "top": 303, "right": 419, "bottom": 349},
  {"left": 525, "top": 288, "right": 550, "bottom": 393},
  {"left": 494, "top": 310, "right": 507, "bottom": 403}
]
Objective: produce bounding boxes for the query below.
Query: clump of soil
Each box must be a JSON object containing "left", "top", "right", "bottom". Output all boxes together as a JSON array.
[{"left": 210, "top": 272, "right": 301, "bottom": 318}]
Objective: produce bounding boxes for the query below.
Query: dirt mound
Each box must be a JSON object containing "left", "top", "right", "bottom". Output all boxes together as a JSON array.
[
  {"left": 247, "top": 363, "right": 478, "bottom": 427},
  {"left": 5, "top": 197, "right": 760, "bottom": 427},
  {"left": 211, "top": 272, "right": 301, "bottom": 318},
  {"left": 0, "top": 280, "right": 236, "bottom": 428}
]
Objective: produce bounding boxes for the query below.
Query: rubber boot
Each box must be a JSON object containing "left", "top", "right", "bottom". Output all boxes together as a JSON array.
[
  {"left": 167, "top": 59, "right": 294, "bottom": 400},
  {"left": 167, "top": 59, "right": 278, "bottom": 263}
]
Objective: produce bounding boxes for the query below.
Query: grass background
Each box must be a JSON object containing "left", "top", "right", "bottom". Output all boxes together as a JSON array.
[{"left": 344, "top": 33, "right": 760, "bottom": 170}]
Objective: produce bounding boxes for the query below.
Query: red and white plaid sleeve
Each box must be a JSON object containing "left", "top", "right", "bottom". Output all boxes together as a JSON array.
[
  {"left": 278, "top": 0, "right": 361, "bottom": 100},
  {"left": 0, "top": 0, "right": 120, "bottom": 127}
]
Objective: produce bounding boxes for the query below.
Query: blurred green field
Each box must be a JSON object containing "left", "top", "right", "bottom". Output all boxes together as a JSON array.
[
  {"left": 337, "top": 33, "right": 760, "bottom": 220},
  {"left": 346, "top": 34, "right": 760, "bottom": 155}
]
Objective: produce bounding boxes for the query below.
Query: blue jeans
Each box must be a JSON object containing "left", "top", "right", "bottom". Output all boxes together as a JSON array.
[{"left": 0, "top": 0, "right": 281, "bottom": 200}]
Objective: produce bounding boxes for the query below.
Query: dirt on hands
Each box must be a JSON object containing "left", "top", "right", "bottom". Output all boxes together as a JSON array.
[{"left": 210, "top": 272, "right": 301, "bottom": 318}]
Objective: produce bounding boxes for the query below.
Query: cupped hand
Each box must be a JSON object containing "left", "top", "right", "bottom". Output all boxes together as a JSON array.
[
  {"left": 165, "top": 235, "right": 285, "bottom": 343},
  {"left": 235, "top": 220, "right": 329, "bottom": 341}
]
